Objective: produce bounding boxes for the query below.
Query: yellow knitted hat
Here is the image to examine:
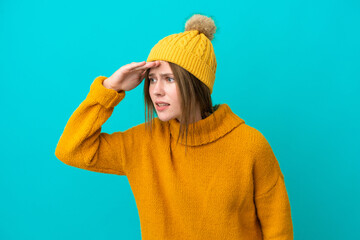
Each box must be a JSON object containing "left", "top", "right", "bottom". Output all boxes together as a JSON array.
[{"left": 146, "top": 14, "right": 217, "bottom": 94}]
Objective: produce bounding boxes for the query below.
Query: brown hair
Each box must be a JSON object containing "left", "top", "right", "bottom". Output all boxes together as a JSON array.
[{"left": 143, "top": 61, "right": 220, "bottom": 151}]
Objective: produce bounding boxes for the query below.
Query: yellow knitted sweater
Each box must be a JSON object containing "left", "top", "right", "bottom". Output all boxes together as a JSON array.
[{"left": 55, "top": 76, "right": 293, "bottom": 239}]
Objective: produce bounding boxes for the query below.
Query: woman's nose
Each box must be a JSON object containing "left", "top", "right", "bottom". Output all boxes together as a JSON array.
[{"left": 153, "top": 81, "right": 165, "bottom": 96}]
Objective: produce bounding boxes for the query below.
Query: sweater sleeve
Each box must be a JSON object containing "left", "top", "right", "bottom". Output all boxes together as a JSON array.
[
  {"left": 55, "top": 76, "right": 128, "bottom": 175},
  {"left": 253, "top": 132, "right": 294, "bottom": 239}
]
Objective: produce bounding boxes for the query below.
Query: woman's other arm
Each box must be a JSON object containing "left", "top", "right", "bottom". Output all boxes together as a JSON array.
[{"left": 253, "top": 132, "right": 294, "bottom": 239}]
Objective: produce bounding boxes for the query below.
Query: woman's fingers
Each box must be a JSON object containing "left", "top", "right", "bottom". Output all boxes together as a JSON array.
[
  {"left": 123, "top": 61, "right": 146, "bottom": 71},
  {"left": 131, "top": 61, "right": 159, "bottom": 72}
]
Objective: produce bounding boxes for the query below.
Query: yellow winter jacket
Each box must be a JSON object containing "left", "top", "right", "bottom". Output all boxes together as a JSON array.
[{"left": 55, "top": 76, "right": 293, "bottom": 239}]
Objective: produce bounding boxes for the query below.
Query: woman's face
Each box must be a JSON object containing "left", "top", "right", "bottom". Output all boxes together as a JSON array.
[{"left": 149, "top": 61, "right": 182, "bottom": 122}]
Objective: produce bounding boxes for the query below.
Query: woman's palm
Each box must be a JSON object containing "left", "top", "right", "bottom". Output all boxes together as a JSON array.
[{"left": 108, "top": 61, "right": 160, "bottom": 92}]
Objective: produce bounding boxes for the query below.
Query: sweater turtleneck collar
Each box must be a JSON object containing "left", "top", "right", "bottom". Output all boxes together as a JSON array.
[{"left": 168, "top": 104, "right": 245, "bottom": 146}]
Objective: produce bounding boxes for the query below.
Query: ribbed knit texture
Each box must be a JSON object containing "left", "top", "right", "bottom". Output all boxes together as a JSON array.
[
  {"left": 55, "top": 76, "right": 294, "bottom": 239},
  {"left": 147, "top": 30, "right": 217, "bottom": 94}
]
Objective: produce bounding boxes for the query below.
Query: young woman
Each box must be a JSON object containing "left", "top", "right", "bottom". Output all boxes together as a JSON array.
[{"left": 55, "top": 14, "right": 293, "bottom": 239}]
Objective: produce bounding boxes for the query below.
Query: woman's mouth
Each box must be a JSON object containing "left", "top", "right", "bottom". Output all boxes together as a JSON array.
[{"left": 155, "top": 103, "right": 170, "bottom": 111}]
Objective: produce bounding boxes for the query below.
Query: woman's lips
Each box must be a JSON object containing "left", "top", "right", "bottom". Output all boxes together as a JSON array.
[{"left": 155, "top": 103, "right": 170, "bottom": 111}]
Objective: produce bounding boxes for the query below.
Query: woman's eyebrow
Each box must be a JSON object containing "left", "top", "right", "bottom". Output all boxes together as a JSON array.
[{"left": 148, "top": 73, "right": 174, "bottom": 77}]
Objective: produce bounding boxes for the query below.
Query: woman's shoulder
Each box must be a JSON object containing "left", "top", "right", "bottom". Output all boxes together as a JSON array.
[
  {"left": 223, "top": 104, "right": 265, "bottom": 140},
  {"left": 238, "top": 122, "right": 263, "bottom": 136},
  {"left": 232, "top": 120, "right": 270, "bottom": 147}
]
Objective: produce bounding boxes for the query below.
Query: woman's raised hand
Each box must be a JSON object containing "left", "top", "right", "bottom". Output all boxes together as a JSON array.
[{"left": 103, "top": 61, "right": 160, "bottom": 92}]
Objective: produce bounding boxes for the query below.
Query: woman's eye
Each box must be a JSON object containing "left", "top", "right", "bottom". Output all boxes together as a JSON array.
[{"left": 149, "top": 77, "right": 174, "bottom": 83}]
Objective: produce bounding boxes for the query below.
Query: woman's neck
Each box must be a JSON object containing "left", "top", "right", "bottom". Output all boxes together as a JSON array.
[{"left": 176, "top": 104, "right": 202, "bottom": 124}]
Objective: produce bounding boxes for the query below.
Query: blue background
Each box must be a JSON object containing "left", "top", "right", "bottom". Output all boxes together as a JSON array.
[{"left": 1, "top": 0, "right": 359, "bottom": 239}]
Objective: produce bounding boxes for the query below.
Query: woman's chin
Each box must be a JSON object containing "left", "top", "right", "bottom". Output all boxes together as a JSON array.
[
  {"left": 157, "top": 114, "right": 177, "bottom": 122},
  {"left": 158, "top": 116, "right": 172, "bottom": 122}
]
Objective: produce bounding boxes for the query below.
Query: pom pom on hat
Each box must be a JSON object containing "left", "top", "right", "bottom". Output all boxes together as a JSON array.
[{"left": 185, "top": 14, "right": 216, "bottom": 41}]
